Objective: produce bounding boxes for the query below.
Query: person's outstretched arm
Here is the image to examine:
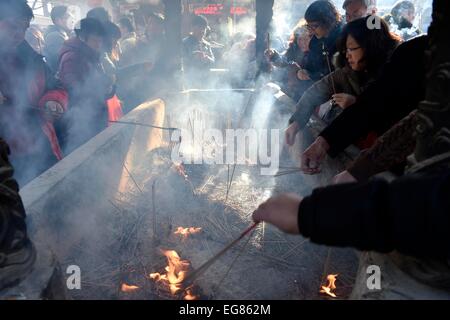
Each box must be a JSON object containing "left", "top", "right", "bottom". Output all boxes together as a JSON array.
[
  {"left": 253, "top": 168, "right": 450, "bottom": 260},
  {"left": 320, "top": 36, "right": 428, "bottom": 158}
]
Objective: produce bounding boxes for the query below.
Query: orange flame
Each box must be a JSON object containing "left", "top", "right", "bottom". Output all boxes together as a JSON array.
[
  {"left": 121, "top": 283, "right": 140, "bottom": 293},
  {"left": 150, "top": 250, "right": 193, "bottom": 298},
  {"left": 184, "top": 287, "right": 199, "bottom": 300},
  {"left": 320, "top": 274, "right": 338, "bottom": 298},
  {"left": 174, "top": 227, "right": 202, "bottom": 240}
]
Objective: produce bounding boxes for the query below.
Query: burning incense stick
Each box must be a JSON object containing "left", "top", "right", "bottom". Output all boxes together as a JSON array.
[
  {"left": 180, "top": 222, "right": 260, "bottom": 289},
  {"left": 212, "top": 224, "right": 258, "bottom": 298},
  {"left": 110, "top": 120, "right": 179, "bottom": 131}
]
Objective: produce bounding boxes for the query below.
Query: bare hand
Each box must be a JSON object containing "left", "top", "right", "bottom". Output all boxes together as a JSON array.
[
  {"left": 253, "top": 193, "right": 302, "bottom": 234},
  {"left": 332, "top": 93, "right": 356, "bottom": 109},
  {"left": 264, "top": 49, "right": 277, "bottom": 59},
  {"left": 297, "top": 69, "right": 310, "bottom": 81},
  {"left": 333, "top": 170, "right": 357, "bottom": 184},
  {"left": 301, "top": 136, "right": 330, "bottom": 175},
  {"left": 43, "top": 101, "right": 64, "bottom": 121},
  {"left": 285, "top": 122, "right": 300, "bottom": 146}
]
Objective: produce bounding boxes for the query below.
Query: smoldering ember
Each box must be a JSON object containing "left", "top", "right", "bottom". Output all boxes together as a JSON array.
[{"left": 0, "top": 0, "right": 449, "bottom": 304}]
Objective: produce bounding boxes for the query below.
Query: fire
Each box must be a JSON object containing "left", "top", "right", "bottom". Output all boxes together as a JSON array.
[
  {"left": 174, "top": 227, "right": 202, "bottom": 240},
  {"left": 320, "top": 274, "right": 338, "bottom": 298},
  {"left": 121, "top": 283, "right": 140, "bottom": 293},
  {"left": 184, "top": 287, "right": 199, "bottom": 300},
  {"left": 150, "top": 250, "right": 196, "bottom": 300}
]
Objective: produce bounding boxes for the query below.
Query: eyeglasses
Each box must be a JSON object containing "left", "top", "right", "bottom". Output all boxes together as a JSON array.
[
  {"left": 306, "top": 23, "right": 321, "bottom": 31},
  {"left": 345, "top": 46, "right": 362, "bottom": 53}
]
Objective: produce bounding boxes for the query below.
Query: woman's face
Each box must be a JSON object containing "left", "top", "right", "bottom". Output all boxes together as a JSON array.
[
  {"left": 346, "top": 35, "right": 365, "bottom": 71},
  {"left": 307, "top": 21, "right": 328, "bottom": 39}
]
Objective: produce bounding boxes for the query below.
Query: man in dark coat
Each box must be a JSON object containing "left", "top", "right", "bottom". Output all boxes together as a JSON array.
[
  {"left": 0, "top": 0, "right": 68, "bottom": 185},
  {"left": 0, "top": 137, "right": 36, "bottom": 291},
  {"left": 182, "top": 15, "right": 215, "bottom": 87},
  {"left": 57, "top": 18, "right": 113, "bottom": 154}
]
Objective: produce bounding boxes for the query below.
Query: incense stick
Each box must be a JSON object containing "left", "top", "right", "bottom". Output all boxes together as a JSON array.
[
  {"left": 111, "top": 120, "right": 179, "bottom": 131},
  {"left": 211, "top": 225, "right": 257, "bottom": 298},
  {"left": 272, "top": 168, "right": 305, "bottom": 177},
  {"left": 323, "top": 43, "right": 337, "bottom": 95},
  {"left": 123, "top": 163, "right": 143, "bottom": 194},
  {"left": 180, "top": 222, "right": 260, "bottom": 289}
]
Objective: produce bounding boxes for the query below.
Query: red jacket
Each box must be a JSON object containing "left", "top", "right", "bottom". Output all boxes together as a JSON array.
[
  {"left": 0, "top": 42, "right": 68, "bottom": 160},
  {"left": 57, "top": 37, "right": 113, "bottom": 145}
]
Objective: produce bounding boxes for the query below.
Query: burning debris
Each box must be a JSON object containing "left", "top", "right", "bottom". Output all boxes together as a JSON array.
[
  {"left": 320, "top": 274, "right": 338, "bottom": 298},
  {"left": 174, "top": 227, "right": 202, "bottom": 240},
  {"left": 150, "top": 250, "right": 199, "bottom": 300},
  {"left": 121, "top": 283, "right": 140, "bottom": 293}
]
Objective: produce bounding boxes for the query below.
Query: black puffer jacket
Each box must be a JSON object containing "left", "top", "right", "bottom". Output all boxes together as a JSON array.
[
  {"left": 0, "top": 138, "right": 27, "bottom": 255},
  {"left": 299, "top": 165, "right": 450, "bottom": 260},
  {"left": 304, "top": 23, "right": 343, "bottom": 81}
]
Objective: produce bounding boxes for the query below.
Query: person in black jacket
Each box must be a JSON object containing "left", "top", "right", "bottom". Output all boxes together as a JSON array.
[
  {"left": 300, "top": 35, "right": 428, "bottom": 174},
  {"left": 253, "top": 166, "right": 450, "bottom": 260},
  {"left": 0, "top": 137, "right": 36, "bottom": 290},
  {"left": 300, "top": 1, "right": 344, "bottom": 82}
]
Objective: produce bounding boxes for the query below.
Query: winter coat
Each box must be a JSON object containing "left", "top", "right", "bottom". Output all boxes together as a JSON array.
[
  {"left": 0, "top": 41, "right": 68, "bottom": 161},
  {"left": 320, "top": 35, "right": 428, "bottom": 158},
  {"left": 290, "top": 66, "right": 375, "bottom": 129},
  {"left": 57, "top": 37, "right": 113, "bottom": 151},
  {"left": 384, "top": 14, "right": 422, "bottom": 41},
  {"left": 299, "top": 166, "right": 450, "bottom": 260},
  {"left": 348, "top": 111, "right": 418, "bottom": 182},
  {"left": 304, "top": 23, "right": 343, "bottom": 81},
  {"left": 270, "top": 45, "right": 307, "bottom": 69},
  {"left": 44, "top": 24, "right": 69, "bottom": 74},
  {"left": 119, "top": 32, "right": 138, "bottom": 61},
  {"left": 182, "top": 35, "right": 215, "bottom": 71}
]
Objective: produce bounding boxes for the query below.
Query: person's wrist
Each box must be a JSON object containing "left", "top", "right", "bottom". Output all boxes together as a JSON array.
[{"left": 316, "top": 136, "right": 330, "bottom": 152}]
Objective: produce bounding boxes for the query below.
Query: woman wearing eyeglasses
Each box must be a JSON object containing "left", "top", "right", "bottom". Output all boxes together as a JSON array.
[
  {"left": 284, "top": 16, "right": 401, "bottom": 148},
  {"left": 299, "top": 0, "right": 344, "bottom": 83}
]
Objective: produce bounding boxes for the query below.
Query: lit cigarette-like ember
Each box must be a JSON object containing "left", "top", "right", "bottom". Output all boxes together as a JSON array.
[
  {"left": 121, "top": 283, "right": 140, "bottom": 293},
  {"left": 174, "top": 227, "right": 202, "bottom": 240},
  {"left": 184, "top": 287, "right": 199, "bottom": 300},
  {"left": 320, "top": 274, "right": 338, "bottom": 298},
  {"left": 150, "top": 250, "right": 197, "bottom": 299},
  {"left": 173, "top": 163, "right": 189, "bottom": 180}
]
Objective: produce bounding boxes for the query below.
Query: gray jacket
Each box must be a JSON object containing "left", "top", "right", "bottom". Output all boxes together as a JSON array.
[{"left": 289, "top": 66, "right": 374, "bottom": 128}]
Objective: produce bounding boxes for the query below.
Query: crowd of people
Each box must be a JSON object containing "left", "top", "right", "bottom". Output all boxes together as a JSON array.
[
  {"left": 1, "top": 0, "right": 449, "bottom": 294},
  {"left": 254, "top": 0, "right": 450, "bottom": 266},
  {"left": 0, "top": 1, "right": 198, "bottom": 185}
]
